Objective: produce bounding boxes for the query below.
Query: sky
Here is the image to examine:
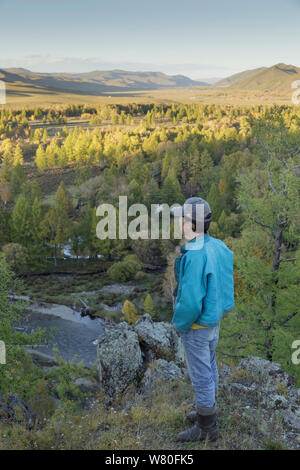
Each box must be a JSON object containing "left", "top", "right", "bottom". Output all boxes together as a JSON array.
[{"left": 0, "top": 0, "right": 299, "bottom": 79}]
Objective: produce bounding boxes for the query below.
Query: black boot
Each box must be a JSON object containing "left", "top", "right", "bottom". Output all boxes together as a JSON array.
[
  {"left": 186, "top": 399, "right": 217, "bottom": 424},
  {"left": 176, "top": 422, "right": 202, "bottom": 442},
  {"left": 197, "top": 406, "right": 218, "bottom": 442},
  {"left": 177, "top": 405, "right": 218, "bottom": 443}
]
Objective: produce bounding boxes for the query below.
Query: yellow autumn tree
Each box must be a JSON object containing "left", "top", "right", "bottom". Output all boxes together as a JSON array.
[
  {"left": 121, "top": 300, "right": 140, "bottom": 326},
  {"left": 144, "top": 293, "right": 157, "bottom": 320}
]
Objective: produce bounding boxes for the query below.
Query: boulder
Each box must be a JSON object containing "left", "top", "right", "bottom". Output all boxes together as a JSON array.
[
  {"left": 237, "top": 356, "right": 296, "bottom": 389},
  {"left": 219, "top": 363, "right": 232, "bottom": 380},
  {"left": 140, "top": 359, "right": 185, "bottom": 393},
  {"left": 74, "top": 377, "right": 100, "bottom": 394},
  {"left": 227, "top": 357, "right": 300, "bottom": 432},
  {"left": 97, "top": 322, "right": 143, "bottom": 397},
  {"left": 283, "top": 405, "right": 300, "bottom": 431},
  {"left": 134, "top": 314, "right": 184, "bottom": 368},
  {"left": 264, "top": 394, "right": 289, "bottom": 410}
]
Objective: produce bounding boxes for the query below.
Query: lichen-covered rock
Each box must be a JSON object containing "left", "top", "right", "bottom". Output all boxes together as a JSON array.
[
  {"left": 97, "top": 322, "right": 143, "bottom": 397},
  {"left": 134, "top": 314, "right": 184, "bottom": 368},
  {"left": 283, "top": 405, "right": 300, "bottom": 431},
  {"left": 219, "top": 363, "right": 232, "bottom": 380},
  {"left": 221, "top": 356, "right": 300, "bottom": 434},
  {"left": 140, "top": 359, "right": 185, "bottom": 393},
  {"left": 264, "top": 394, "right": 289, "bottom": 410},
  {"left": 237, "top": 356, "right": 296, "bottom": 389}
]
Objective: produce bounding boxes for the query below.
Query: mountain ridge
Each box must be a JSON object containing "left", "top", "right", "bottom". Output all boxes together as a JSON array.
[
  {"left": 0, "top": 68, "right": 208, "bottom": 96},
  {"left": 215, "top": 63, "right": 300, "bottom": 91}
]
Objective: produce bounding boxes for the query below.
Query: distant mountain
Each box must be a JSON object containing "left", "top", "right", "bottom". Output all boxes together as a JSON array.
[
  {"left": 196, "top": 77, "right": 223, "bottom": 85},
  {"left": 0, "top": 68, "right": 208, "bottom": 96},
  {"left": 215, "top": 67, "right": 266, "bottom": 87},
  {"left": 215, "top": 63, "right": 300, "bottom": 91}
]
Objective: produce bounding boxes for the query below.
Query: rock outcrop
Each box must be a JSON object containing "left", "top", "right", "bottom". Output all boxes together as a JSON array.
[
  {"left": 219, "top": 356, "right": 300, "bottom": 435},
  {"left": 97, "top": 315, "right": 184, "bottom": 397},
  {"left": 134, "top": 314, "right": 184, "bottom": 368},
  {"left": 96, "top": 317, "right": 300, "bottom": 441},
  {"left": 97, "top": 322, "right": 143, "bottom": 397},
  {"left": 140, "top": 359, "right": 185, "bottom": 394}
]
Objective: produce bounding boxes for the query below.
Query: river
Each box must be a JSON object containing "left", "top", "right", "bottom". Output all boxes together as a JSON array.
[
  {"left": 18, "top": 302, "right": 106, "bottom": 368},
  {"left": 15, "top": 283, "right": 136, "bottom": 368}
]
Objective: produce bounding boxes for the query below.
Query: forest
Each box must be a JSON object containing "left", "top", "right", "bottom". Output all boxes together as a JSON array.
[{"left": 0, "top": 101, "right": 299, "bottom": 448}]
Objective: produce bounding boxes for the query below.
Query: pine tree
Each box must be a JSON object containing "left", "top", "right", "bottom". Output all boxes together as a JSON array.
[
  {"left": 10, "top": 164, "right": 25, "bottom": 198},
  {"left": 42, "top": 129, "right": 48, "bottom": 145},
  {"left": 217, "top": 210, "right": 231, "bottom": 238},
  {"left": 11, "top": 194, "right": 32, "bottom": 246},
  {"left": 220, "top": 114, "right": 300, "bottom": 382},
  {"left": 144, "top": 293, "right": 157, "bottom": 320},
  {"left": 161, "top": 168, "right": 184, "bottom": 206},
  {"left": 31, "top": 197, "right": 43, "bottom": 246},
  {"left": 40, "top": 183, "right": 73, "bottom": 264},
  {"left": 13, "top": 144, "right": 23, "bottom": 166},
  {"left": 207, "top": 183, "right": 222, "bottom": 221},
  {"left": 35, "top": 144, "right": 47, "bottom": 172}
]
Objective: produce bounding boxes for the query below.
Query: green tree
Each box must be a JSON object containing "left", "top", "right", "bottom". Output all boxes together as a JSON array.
[
  {"left": 2, "top": 243, "right": 28, "bottom": 274},
  {"left": 40, "top": 184, "right": 73, "bottom": 264},
  {"left": 0, "top": 255, "right": 45, "bottom": 395},
  {"left": 144, "top": 293, "right": 157, "bottom": 320},
  {"left": 207, "top": 183, "right": 222, "bottom": 221},
  {"left": 221, "top": 113, "right": 300, "bottom": 382},
  {"left": 10, "top": 164, "right": 26, "bottom": 198},
  {"left": 35, "top": 144, "right": 47, "bottom": 172},
  {"left": 11, "top": 194, "right": 32, "bottom": 247},
  {"left": 13, "top": 144, "right": 23, "bottom": 166},
  {"left": 161, "top": 169, "right": 184, "bottom": 206}
]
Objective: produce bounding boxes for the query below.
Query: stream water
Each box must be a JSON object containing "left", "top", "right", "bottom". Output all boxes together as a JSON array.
[
  {"left": 16, "top": 282, "right": 137, "bottom": 368},
  {"left": 18, "top": 302, "right": 106, "bottom": 367}
]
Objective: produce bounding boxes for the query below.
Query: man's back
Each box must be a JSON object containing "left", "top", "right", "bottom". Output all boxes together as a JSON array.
[
  {"left": 172, "top": 233, "right": 234, "bottom": 331},
  {"left": 200, "top": 235, "right": 234, "bottom": 325}
]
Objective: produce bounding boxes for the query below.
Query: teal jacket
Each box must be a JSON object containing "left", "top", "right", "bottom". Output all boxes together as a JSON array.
[{"left": 172, "top": 233, "right": 234, "bottom": 332}]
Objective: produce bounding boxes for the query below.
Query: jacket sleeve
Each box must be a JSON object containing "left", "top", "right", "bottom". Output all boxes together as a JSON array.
[{"left": 172, "top": 252, "right": 207, "bottom": 333}]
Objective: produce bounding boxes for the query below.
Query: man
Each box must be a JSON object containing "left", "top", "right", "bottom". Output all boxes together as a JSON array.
[{"left": 171, "top": 197, "right": 234, "bottom": 443}]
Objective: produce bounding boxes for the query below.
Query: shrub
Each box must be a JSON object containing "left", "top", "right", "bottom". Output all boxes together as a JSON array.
[
  {"left": 135, "top": 270, "right": 146, "bottom": 281},
  {"left": 123, "top": 254, "right": 143, "bottom": 270},
  {"left": 107, "top": 260, "right": 137, "bottom": 282},
  {"left": 2, "top": 243, "right": 29, "bottom": 274}
]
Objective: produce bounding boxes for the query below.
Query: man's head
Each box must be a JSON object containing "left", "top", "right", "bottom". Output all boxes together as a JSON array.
[{"left": 171, "top": 197, "right": 212, "bottom": 239}]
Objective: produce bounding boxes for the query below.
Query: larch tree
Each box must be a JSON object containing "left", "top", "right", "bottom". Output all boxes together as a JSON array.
[{"left": 220, "top": 111, "right": 300, "bottom": 381}]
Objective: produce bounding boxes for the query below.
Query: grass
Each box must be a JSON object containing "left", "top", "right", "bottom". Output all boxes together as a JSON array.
[
  {"left": 0, "top": 370, "right": 291, "bottom": 450},
  {"left": 2, "top": 85, "right": 293, "bottom": 109}
]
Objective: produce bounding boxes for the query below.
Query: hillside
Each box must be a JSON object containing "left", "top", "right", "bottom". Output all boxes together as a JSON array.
[
  {"left": 216, "top": 63, "right": 300, "bottom": 91},
  {"left": 0, "top": 68, "right": 207, "bottom": 97},
  {"left": 216, "top": 67, "right": 266, "bottom": 87}
]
